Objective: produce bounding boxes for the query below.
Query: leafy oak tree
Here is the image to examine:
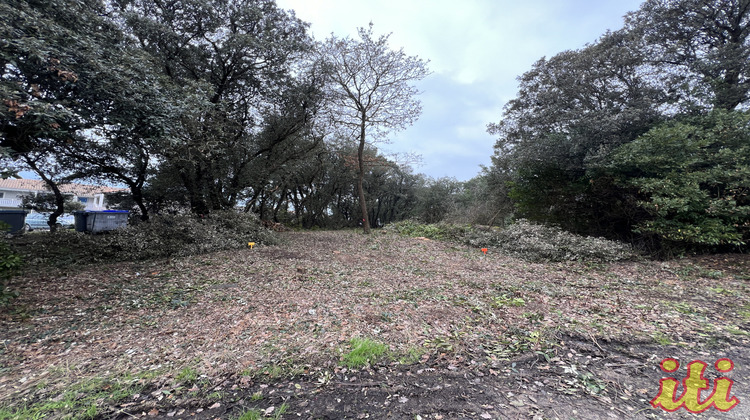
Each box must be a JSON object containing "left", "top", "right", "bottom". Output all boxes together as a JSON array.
[
  {"left": 625, "top": 0, "right": 750, "bottom": 111},
  {"left": 319, "top": 24, "right": 429, "bottom": 233},
  {"left": 487, "top": 0, "right": 750, "bottom": 251},
  {"left": 112, "top": 0, "right": 324, "bottom": 215},
  {"left": 0, "top": 0, "right": 170, "bottom": 228},
  {"left": 488, "top": 30, "right": 663, "bottom": 236}
]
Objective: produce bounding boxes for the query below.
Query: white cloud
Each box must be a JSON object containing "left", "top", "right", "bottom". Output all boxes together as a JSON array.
[{"left": 277, "top": 0, "right": 644, "bottom": 180}]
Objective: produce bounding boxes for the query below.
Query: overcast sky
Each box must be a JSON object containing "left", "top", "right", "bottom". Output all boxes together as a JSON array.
[{"left": 276, "top": 0, "right": 645, "bottom": 181}]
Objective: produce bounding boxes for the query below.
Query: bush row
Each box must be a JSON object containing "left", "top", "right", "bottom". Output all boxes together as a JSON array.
[
  {"left": 387, "top": 219, "right": 636, "bottom": 262},
  {"left": 12, "top": 211, "right": 278, "bottom": 266}
]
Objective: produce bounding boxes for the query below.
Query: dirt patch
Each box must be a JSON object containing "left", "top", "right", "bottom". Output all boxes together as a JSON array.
[
  {"left": 1, "top": 231, "right": 748, "bottom": 419},
  {"left": 100, "top": 335, "right": 750, "bottom": 419}
]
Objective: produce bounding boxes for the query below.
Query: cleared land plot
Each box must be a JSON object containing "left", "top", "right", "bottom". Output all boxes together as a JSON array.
[{"left": 1, "top": 231, "right": 749, "bottom": 419}]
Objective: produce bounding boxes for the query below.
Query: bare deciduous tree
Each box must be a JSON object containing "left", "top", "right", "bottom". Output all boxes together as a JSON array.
[{"left": 319, "top": 23, "right": 429, "bottom": 233}]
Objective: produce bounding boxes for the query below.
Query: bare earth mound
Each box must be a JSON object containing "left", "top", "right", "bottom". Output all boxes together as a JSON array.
[{"left": 1, "top": 231, "right": 749, "bottom": 419}]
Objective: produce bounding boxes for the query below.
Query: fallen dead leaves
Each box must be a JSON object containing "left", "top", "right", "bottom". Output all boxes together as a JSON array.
[{"left": 1, "top": 231, "right": 749, "bottom": 418}]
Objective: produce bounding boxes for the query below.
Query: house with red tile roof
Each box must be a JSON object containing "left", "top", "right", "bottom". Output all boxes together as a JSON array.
[{"left": 0, "top": 178, "right": 123, "bottom": 210}]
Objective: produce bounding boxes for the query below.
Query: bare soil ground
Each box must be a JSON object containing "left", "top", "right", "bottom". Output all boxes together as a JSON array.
[{"left": 1, "top": 230, "right": 749, "bottom": 419}]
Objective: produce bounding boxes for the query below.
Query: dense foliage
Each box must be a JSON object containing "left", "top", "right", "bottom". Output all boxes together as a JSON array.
[
  {"left": 487, "top": 0, "right": 750, "bottom": 252},
  {"left": 608, "top": 110, "right": 750, "bottom": 249},
  {"left": 1, "top": 0, "right": 173, "bottom": 223},
  {"left": 1, "top": 1, "right": 434, "bottom": 231},
  {"left": 0, "top": 223, "right": 21, "bottom": 305},
  {"left": 2, "top": 0, "right": 746, "bottom": 255},
  {"left": 20, "top": 192, "right": 84, "bottom": 213}
]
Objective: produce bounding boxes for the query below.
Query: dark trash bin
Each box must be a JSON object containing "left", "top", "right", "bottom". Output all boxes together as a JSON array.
[
  {"left": 74, "top": 210, "right": 129, "bottom": 233},
  {"left": 0, "top": 210, "right": 28, "bottom": 233}
]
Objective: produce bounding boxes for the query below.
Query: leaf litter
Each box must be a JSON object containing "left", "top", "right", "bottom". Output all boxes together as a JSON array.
[{"left": 1, "top": 231, "right": 749, "bottom": 419}]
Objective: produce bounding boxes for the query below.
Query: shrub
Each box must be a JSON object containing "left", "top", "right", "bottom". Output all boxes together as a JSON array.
[
  {"left": 9, "top": 211, "right": 278, "bottom": 265},
  {"left": 100, "top": 210, "right": 279, "bottom": 260},
  {"left": 608, "top": 110, "right": 750, "bottom": 250},
  {"left": 464, "top": 219, "right": 635, "bottom": 262},
  {"left": 388, "top": 219, "right": 635, "bottom": 262},
  {"left": 385, "top": 220, "right": 470, "bottom": 241}
]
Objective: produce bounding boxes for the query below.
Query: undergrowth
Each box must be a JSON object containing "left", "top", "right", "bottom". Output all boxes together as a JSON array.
[
  {"left": 9, "top": 211, "right": 277, "bottom": 266},
  {"left": 387, "top": 219, "right": 636, "bottom": 262},
  {"left": 0, "top": 373, "right": 154, "bottom": 420},
  {"left": 0, "top": 222, "right": 21, "bottom": 306}
]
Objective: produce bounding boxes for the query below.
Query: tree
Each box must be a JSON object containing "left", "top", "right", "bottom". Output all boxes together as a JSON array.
[
  {"left": 625, "top": 0, "right": 750, "bottom": 111},
  {"left": 319, "top": 24, "right": 429, "bottom": 233},
  {"left": 413, "top": 177, "right": 462, "bottom": 224},
  {"left": 113, "top": 0, "right": 323, "bottom": 215},
  {"left": 0, "top": 147, "right": 17, "bottom": 178},
  {"left": 487, "top": 0, "right": 750, "bottom": 247},
  {"left": 448, "top": 171, "right": 512, "bottom": 226},
  {"left": 1, "top": 0, "right": 174, "bottom": 224},
  {"left": 20, "top": 192, "right": 85, "bottom": 214},
  {"left": 608, "top": 109, "right": 750, "bottom": 250},
  {"left": 488, "top": 30, "right": 663, "bottom": 235},
  {"left": 1, "top": 0, "right": 103, "bottom": 230}
]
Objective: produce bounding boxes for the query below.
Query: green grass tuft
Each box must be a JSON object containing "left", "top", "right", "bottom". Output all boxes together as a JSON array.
[{"left": 341, "top": 337, "right": 389, "bottom": 369}]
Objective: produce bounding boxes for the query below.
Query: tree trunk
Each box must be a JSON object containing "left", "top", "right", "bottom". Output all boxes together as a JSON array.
[
  {"left": 128, "top": 179, "right": 149, "bottom": 222},
  {"left": 357, "top": 120, "right": 371, "bottom": 234},
  {"left": 22, "top": 155, "right": 64, "bottom": 233}
]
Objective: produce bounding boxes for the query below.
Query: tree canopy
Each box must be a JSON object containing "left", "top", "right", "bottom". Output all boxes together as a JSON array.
[
  {"left": 318, "top": 24, "right": 429, "bottom": 233},
  {"left": 3, "top": 0, "right": 747, "bottom": 253},
  {"left": 488, "top": 0, "right": 750, "bottom": 251},
  {"left": 1, "top": 1, "right": 434, "bottom": 231}
]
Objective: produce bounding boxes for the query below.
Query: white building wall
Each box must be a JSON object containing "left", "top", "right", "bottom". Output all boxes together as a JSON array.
[{"left": 0, "top": 190, "right": 107, "bottom": 210}]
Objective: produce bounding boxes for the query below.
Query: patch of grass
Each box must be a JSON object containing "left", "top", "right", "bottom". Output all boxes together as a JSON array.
[
  {"left": 0, "top": 374, "right": 148, "bottom": 420},
  {"left": 669, "top": 302, "right": 700, "bottom": 315},
  {"left": 652, "top": 331, "right": 673, "bottom": 345},
  {"left": 207, "top": 391, "right": 225, "bottom": 400},
  {"left": 669, "top": 264, "right": 725, "bottom": 280},
  {"left": 341, "top": 337, "right": 389, "bottom": 369},
  {"left": 234, "top": 403, "right": 289, "bottom": 420},
  {"left": 700, "top": 269, "right": 724, "bottom": 279},
  {"left": 235, "top": 409, "right": 263, "bottom": 420},
  {"left": 398, "top": 346, "right": 425, "bottom": 365},
  {"left": 257, "top": 362, "right": 305, "bottom": 380},
  {"left": 491, "top": 294, "right": 526, "bottom": 308},
  {"left": 724, "top": 325, "right": 749, "bottom": 336},
  {"left": 708, "top": 286, "right": 736, "bottom": 296},
  {"left": 176, "top": 366, "right": 199, "bottom": 384},
  {"left": 739, "top": 305, "right": 750, "bottom": 320}
]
